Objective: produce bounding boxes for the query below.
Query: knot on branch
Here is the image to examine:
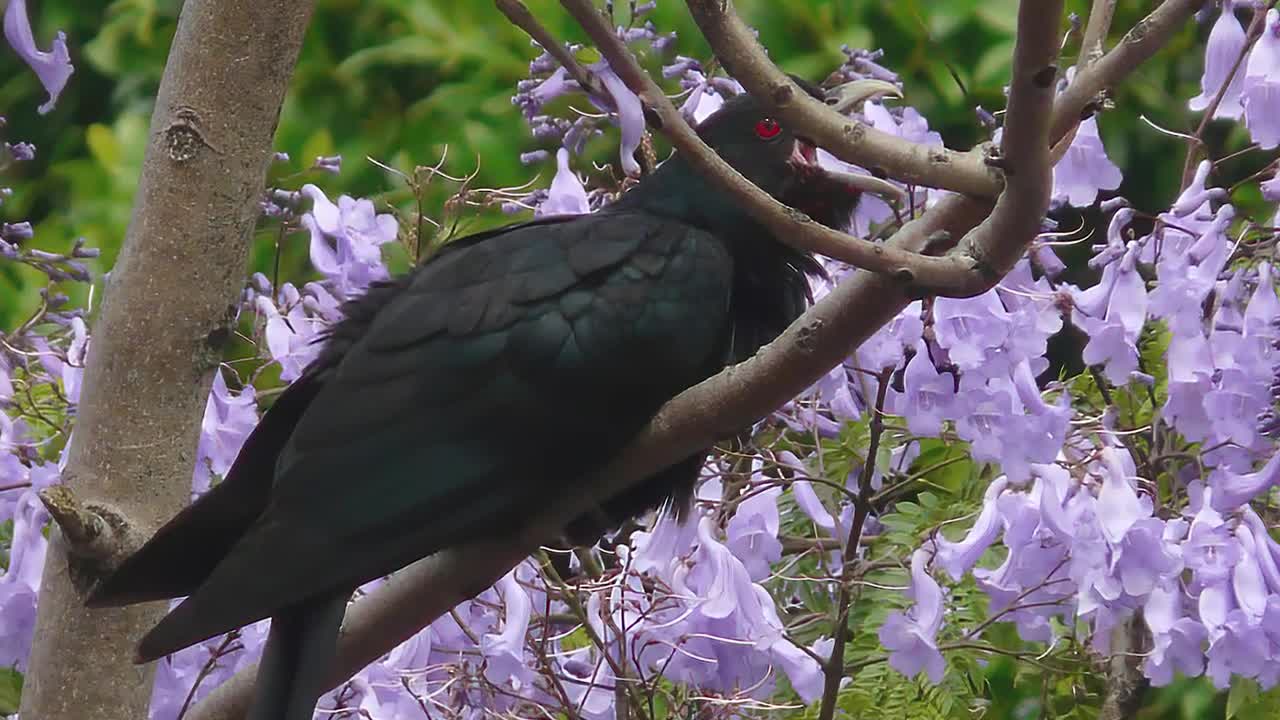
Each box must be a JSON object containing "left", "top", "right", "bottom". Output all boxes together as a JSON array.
[
  {"left": 921, "top": 230, "right": 955, "bottom": 256},
  {"left": 39, "top": 485, "right": 135, "bottom": 579},
  {"left": 795, "top": 318, "right": 824, "bottom": 352},
  {"left": 162, "top": 107, "right": 214, "bottom": 163},
  {"left": 1032, "top": 65, "right": 1059, "bottom": 89}
]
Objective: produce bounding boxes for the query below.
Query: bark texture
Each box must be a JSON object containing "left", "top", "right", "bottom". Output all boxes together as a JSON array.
[{"left": 18, "top": 1, "right": 314, "bottom": 717}]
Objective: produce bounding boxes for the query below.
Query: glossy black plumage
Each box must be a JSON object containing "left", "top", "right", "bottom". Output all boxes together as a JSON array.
[{"left": 89, "top": 82, "right": 861, "bottom": 720}]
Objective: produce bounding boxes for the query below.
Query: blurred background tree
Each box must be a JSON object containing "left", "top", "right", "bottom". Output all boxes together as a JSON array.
[{"left": 0, "top": 1, "right": 1257, "bottom": 716}]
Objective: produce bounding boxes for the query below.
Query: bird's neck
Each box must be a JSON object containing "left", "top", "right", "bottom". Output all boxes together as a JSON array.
[
  {"left": 609, "top": 157, "right": 766, "bottom": 237},
  {"left": 609, "top": 158, "right": 823, "bottom": 364}
]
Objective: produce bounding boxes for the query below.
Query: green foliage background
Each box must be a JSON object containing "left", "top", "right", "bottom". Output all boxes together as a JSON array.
[{"left": 0, "top": 0, "right": 1272, "bottom": 717}]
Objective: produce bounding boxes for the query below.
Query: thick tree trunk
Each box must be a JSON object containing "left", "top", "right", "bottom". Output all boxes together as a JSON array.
[{"left": 18, "top": 1, "right": 314, "bottom": 718}]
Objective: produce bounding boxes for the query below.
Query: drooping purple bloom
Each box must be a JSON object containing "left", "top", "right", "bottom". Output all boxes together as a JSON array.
[
  {"left": 878, "top": 549, "right": 946, "bottom": 682},
  {"left": 1190, "top": 0, "right": 1247, "bottom": 119},
  {"left": 193, "top": 370, "right": 258, "bottom": 496},
  {"left": 1051, "top": 114, "right": 1122, "bottom": 207},
  {"left": 1096, "top": 447, "right": 1148, "bottom": 544},
  {"left": 1243, "top": 9, "right": 1280, "bottom": 148},
  {"left": 1206, "top": 610, "right": 1271, "bottom": 687},
  {"left": 537, "top": 147, "right": 590, "bottom": 216},
  {"left": 900, "top": 340, "right": 956, "bottom": 436},
  {"left": 1183, "top": 495, "right": 1242, "bottom": 585},
  {"left": 589, "top": 62, "right": 645, "bottom": 177},
  {"left": 481, "top": 571, "right": 535, "bottom": 688},
  {"left": 725, "top": 481, "right": 783, "bottom": 581},
  {"left": 932, "top": 477, "right": 1009, "bottom": 580},
  {"left": 1211, "top": 444, "right": 1280, "bottom": 510},
  {"left": 0, "top": 490, "right": 48, "bottom": 670},
  {"left": 1150, "top": 204, "right": 1234, "bottom": 335},
  {"left": 1143, "top": 581, "right": 1207, "bottom": 685},
  {"left": 1071, "top": 244, "right": 1147, "bottom": 384},
  {"left": 2, "top": 0, "right": 73, "bottom": 114}
]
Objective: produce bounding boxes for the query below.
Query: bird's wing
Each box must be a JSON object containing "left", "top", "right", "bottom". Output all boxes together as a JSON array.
[
  {"left": 137, "top": 211, "right": 734, "bottom": 659},
  {"left": 88, "top": 216, "right": 582, "bottom": 609}
]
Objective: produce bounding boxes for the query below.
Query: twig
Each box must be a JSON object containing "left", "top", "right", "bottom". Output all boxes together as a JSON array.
[
  {"left": 1051, "top": 0, "right": 1201, "bottom": 143},
  {"left": 817, "top": 369, "right": 891, "bottom": 720},
  {"left": 496, "top": 0, "right": 608, "bottom": 100},
  {"left": 951, "top": 0, "right": 1062, "bottom": 284},
  {"left": 1078, "top": 0, "right": 1119, "bottom": 67}
]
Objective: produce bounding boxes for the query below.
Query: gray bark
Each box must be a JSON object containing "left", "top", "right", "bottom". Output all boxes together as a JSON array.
[{"left": 18, "top": 1, "right": 314, "bottom": 718}]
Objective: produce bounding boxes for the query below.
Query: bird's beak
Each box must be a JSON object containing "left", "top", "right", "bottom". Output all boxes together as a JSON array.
[
  {"left": 785, "top": 78, "right": 909, "bottom": 201},
  {"left": 789, "top": 137, "right": 907, "bottom": 201},
  {"left": 823, "top": 79, "right": 902, "bottom": 114}
]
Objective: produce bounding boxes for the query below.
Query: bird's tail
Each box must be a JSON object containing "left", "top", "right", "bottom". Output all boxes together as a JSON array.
[{"left": 247, "top": 591, "right": 350, "bottom": 720}]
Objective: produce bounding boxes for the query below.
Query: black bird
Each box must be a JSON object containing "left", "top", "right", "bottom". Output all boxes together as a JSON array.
[{"left": 88, "top": 79, "right": 883, "bottom": 720}]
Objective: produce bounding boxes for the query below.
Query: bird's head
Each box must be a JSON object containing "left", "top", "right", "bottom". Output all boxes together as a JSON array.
[{"left": 690, "top": 76, "right": 896, "bottom": 232}]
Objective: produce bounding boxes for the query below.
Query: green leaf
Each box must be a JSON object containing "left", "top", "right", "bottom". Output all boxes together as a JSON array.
[
  {"left": 0, "top": 667, "right": 21, "bottom": 715},
  {"left": 1227, "top": 677, "right": 1280, "bottom": 720},
  {"left": 84, "top": 124, "right": 121, "bottom": 169},
  {"left": 574, "top": 46, "right": 602, "bottom": 66}
]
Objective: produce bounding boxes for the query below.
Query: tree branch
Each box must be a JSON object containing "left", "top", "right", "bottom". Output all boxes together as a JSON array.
[
  {"left": 188, "top": 1, "right": 1198, "bottom": 716},
  {"left": 1078, "top": 0, "right": 1119, "bottom": 67},
  {"left": 18, "top": 1, "right": 315, "bottom": 719},
  {"left": 953, "top": 0, "right": 1062, "bottom": 282},
  {"left": 1051, "top": 0, "right": 1200, "bottom": 143},
  {"left": 495, "top": 0, "right": 608, "bottom": 100},
  {"left": 1099, "top": 616, "right": 1149, "bottom": 720},
  {"left": 684, "top": 0, "right": 1004, "bottom": 198},
  {"left": 818, "top": 368, "right": 891, "bottom": 720},
  {"left": 555, "top": 0, "right": 991, "bottom": 296}
]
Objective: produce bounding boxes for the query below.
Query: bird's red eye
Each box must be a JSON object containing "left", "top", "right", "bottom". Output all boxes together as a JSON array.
[{"left": 754, "top": 118, "right": 782, "bottom": 140}]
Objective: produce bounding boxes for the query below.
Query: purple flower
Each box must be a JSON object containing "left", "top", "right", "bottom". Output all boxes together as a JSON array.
[
  {"left": 481, "top": 571, "right": 535, "bottom": 688},
  {"left": 901, "top": 341, "right": 956, "bottom": 436},
  {"left": 536, "top": 147, "right": 590, "bottom": 216},
  {"left": 589, "top": 62, "right": 645, "bottom": 177},
  {"left": 932, "top": 478, "right": 1009, "bottom": 580},
  {"left": 879, "top": 549, "right": 946, "bottom": 682},
  {"left": 1232, "top": 527, "right": 1270, "bottom": 622},
  {"left": 1206, "top": 610, "right": 1270, "bottom": 687},
  {"left": 1183, "top": 496, "right": 1242, "bottom": 585},
  {"left": 725, "top": 481, "right": 783, "bottom": 581},
  {"left": 1143, "top": 581, "right": 1207, "bottom": 685},
  {"left": 1149, "top": 204, "right": 1234, "bottom": 335},
  {"left": 1243, "top": 9, "right": 1280, "bottom": 148},
  {"left": 311, "top": 154, "right": 342, "bottom": 174},
  {"left": 2, "top": 0, "right": 73, "bottom": 114},
  {"left": 0, "top": 491, "right": 48, "bottom": 670},
  {"left": 1096, "top": 447, "right": 1148, "bottom": 544},
  {"left": 1052, "top": 114, "right": 1122, "bottom": 206},
  {"left": 1163, "top": 332, "right": 1216, "bottom": 441},
  {"left": 1190, "top": 0, "right": 1247, "bottom": 119},
  {"left": 255, "top": 284, "right": 325, "bottom": 382},
  {"left": 791, "top": 478, "right": 836, "bottom": 535},
  {"left": 193, "top": 370, "right": 258, "bottom": 496},
  {"left": 1211, "top": 442, "right": 1280, "bottom": 510},
  {"left": 1071, "top": 244, "right": 1147, "bottom": 384},
  {"left": 1114, "top": 518, "right": 1182, "bottom": 597},
  {"left": 933, "top": 291, "right": 1011, "bottom": 371},
  {"left": 300, "top": 184, "right": 397, "bottom": 298}
]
